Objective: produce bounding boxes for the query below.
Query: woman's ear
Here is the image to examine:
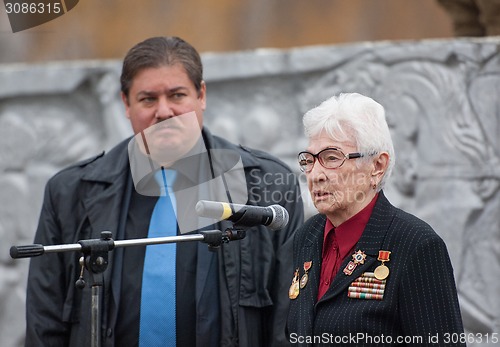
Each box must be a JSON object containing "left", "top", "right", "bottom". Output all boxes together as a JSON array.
[{"left": 372, "top": 152, "right": 390, "bottom": 185}]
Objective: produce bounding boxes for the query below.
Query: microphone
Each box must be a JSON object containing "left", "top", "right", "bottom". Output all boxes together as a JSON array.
[{"left": 195, "top": 200, "right": 289, "bottom": 231}]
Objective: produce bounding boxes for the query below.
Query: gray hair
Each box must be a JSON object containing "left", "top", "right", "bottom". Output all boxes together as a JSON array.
[{"left": 303, "top": 93, "right": 395, "bottom": 190}]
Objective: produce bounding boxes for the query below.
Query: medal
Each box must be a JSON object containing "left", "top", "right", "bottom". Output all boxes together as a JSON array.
[
  {"left": 352, "top": 250, "right": 367, "bottom": 264},
  {"left": 374, "top": 250, "right": 391, "bottom": 280},
  {"left": 374, "top": 264, "right": 389, "bottom": 280},
  {"left": 289, "top": 268, "right": 300, "bottom": 299},
  {"left": 300, "top": 261, "right": 312, "bottom": 289}
]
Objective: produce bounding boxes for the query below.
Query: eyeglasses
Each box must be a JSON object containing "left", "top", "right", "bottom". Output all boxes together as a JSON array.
[{"left": 298, "top": 147, "right": 365, "bottom": 172}]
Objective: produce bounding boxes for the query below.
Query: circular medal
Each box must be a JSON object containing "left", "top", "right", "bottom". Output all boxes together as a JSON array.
[
  {"left": 300, "top": 273, "right": 309, "bottom": 289},
  {"left": 374, "top": 264, "right": 390, "bottom": 280},
  {"left": 289, "top": 281, "right": 300, "bottom": 299}
]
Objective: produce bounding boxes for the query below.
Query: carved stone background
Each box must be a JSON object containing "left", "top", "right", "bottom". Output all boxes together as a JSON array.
[{"left": 1, "top": 37, "right": 499, "bottom": 346}]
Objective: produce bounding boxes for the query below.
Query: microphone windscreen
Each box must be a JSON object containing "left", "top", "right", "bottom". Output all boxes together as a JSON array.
[{"left": 267, "top": 205, "right": 289, "bottom": 230}]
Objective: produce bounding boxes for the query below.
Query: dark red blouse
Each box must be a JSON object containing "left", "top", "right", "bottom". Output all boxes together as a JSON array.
[{"left": 317, "top": 193, "right": 378, "bottom": 300}]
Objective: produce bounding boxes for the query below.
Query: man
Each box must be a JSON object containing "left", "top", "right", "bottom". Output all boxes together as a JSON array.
[{"left": 25, "top": 36, "right": 303, "bottom": 347}]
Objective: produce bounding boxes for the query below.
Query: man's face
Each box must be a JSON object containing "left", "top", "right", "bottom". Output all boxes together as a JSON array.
[{"left": 122, "top": 64, "right": 206, "bottom": 164}]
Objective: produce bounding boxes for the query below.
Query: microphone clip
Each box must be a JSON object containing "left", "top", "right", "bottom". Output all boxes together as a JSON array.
[
  {"left": 222, "top": 227, "right": 246, "bottom": 243},
  {"left": 200, "top": 227, "right": 246, "bottom": 252}
]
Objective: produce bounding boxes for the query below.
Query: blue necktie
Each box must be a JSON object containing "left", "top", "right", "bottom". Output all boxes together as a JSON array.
[{"left": 139, "top": 169, "right": 177, "bottom": 347}]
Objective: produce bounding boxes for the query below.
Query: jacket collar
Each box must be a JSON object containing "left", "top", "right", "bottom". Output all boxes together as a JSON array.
[
  {"left": 81, "top": 138, "right": 131, "bottom": 184},
  {"left": 202, "top": 127, "right": 262, "bottom": 170},
  {"left": 79, "top": 138, "right": 131, "bottom": 237}
]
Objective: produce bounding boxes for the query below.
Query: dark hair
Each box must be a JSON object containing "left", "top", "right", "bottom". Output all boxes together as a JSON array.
[{"left": 120, "top": 36, "right": 203, "bottom": 99}]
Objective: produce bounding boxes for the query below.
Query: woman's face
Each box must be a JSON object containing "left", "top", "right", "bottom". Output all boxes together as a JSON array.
[{"left": 305, "top": 130, "right": 379, "bottom": 225}]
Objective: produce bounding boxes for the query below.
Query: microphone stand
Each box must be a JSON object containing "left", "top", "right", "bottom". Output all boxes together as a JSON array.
[{"left": 10, "top": 228, "right": 246, "bottom": 347}]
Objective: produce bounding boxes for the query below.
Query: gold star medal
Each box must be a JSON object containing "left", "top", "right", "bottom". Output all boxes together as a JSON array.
[
  {"left": 289, "top": 268, "right": 300, "bottom": 299},
  {"left": 300, "top": 261, "right": 312, "bottom": 289},
  {"left": 374, "top": 250, "right": 391, "bottom": 280}
]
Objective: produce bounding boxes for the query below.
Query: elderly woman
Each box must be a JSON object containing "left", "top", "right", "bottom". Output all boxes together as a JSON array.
[{"left": 287, "top": 93, "right": 465, "bottom": 346}]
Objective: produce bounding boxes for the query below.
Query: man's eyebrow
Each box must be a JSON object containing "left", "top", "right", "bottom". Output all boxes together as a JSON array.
[
  {"left": 136, "top": 90, "right": 157, "bottom": 98},
  {"left": 169, "top": 86, "right": 189, "bottom": 93},
  {"left": 137, "top": 86, "right": 188, "bottom": 95}
]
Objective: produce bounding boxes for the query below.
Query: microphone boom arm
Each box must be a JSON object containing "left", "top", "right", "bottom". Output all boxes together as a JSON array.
[{"left": 9, "top": 228, "right": 247, "bottom": 260}]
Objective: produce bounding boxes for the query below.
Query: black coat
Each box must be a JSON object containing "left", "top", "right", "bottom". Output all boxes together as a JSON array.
[
  {"left": 287, "top": 192, "right": 465, "bottom": 346},
  {"left": 25, "top": 128, "right": 304, "bottom": 347}
]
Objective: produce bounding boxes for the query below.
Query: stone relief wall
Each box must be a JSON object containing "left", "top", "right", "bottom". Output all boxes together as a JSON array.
[{"left": 1, "top": 38, "right": 499, "bottom": 346}]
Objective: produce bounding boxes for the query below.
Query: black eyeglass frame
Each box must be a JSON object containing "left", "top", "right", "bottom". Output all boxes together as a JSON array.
[{"left": 297, "top": 147, "right": 365, "bottom": 172}]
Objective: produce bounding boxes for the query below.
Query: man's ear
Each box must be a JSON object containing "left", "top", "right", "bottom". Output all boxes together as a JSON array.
[
  {"left": 199, "top": 80, "right": 207, "bottom": 111},
  {"left": 121, "top": 92, "right": 131, "bottom": 119}
]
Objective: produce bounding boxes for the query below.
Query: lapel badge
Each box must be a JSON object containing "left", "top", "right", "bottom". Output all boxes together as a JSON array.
[
  {"left": 374, "top": 250, "right": 391, "bottom": 280},
  {"left": 300, "top": 261, "right": 312, "bottom": 289},
  {"left": 343, "top": 250, "right": 366, "bottom": 276},
  {"left": 343, "top": 260, "right": 357, "bottom": 275},
  {"left": 289, "top": 268, "right": 300, "bottom": 299},
  {"left": 352, "top": 250, "right": 367, "bottom": 264}
]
